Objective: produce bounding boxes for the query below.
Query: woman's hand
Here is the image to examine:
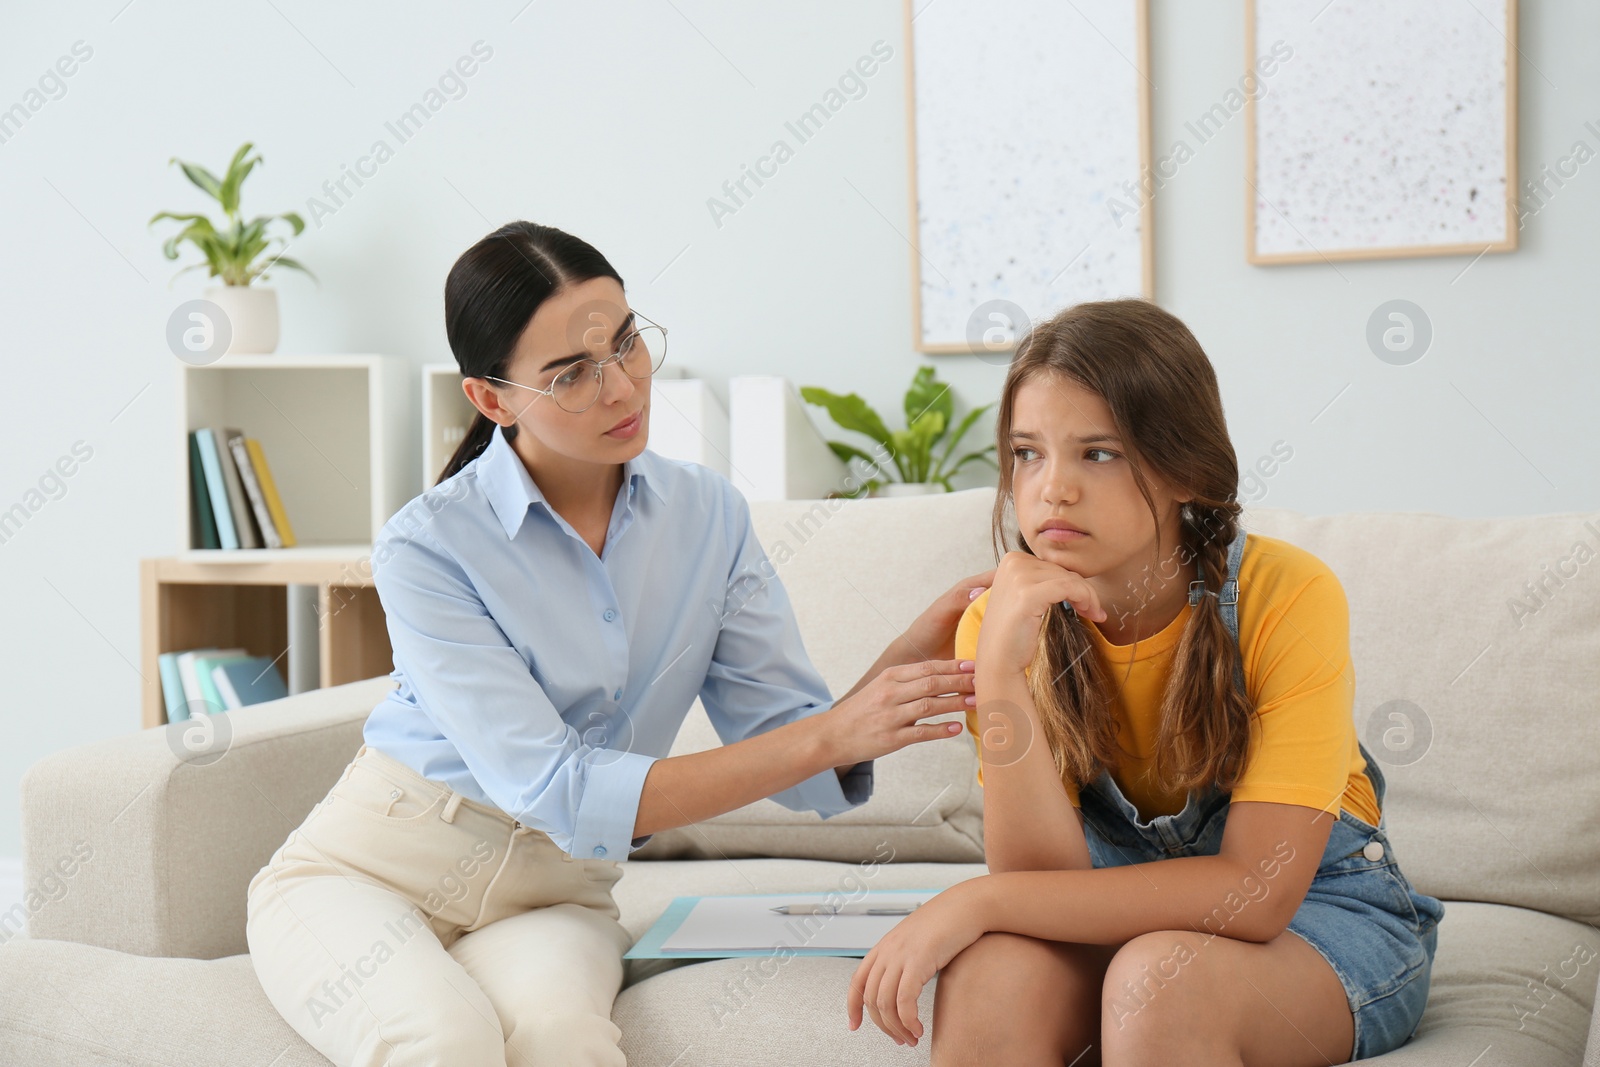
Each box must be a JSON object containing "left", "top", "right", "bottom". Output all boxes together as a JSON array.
[
  {"left": 902, "top": 568, "right": 997, "bottom": 661},
  {"left": 978, "top": 552, "right": 1106, "bottom": 676},
  {"left": 823, "top": 659, "right": 977, "bottom": 767},
  {"left": 846, "top": 884, "right": 987, "bottom": 1047}
]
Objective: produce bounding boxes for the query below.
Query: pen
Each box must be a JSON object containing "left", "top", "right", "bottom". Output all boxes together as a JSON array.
[{"left": 768, "top": 903, "right": 921, "bottom": 915}]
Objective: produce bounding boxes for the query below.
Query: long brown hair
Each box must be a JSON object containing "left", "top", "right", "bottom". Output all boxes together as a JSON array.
[{"left": 990, "top": 298, "right": 1256, "bottom": 800}]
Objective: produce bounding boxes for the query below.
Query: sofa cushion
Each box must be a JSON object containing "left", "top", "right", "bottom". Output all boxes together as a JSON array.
[
  {"left": 632, "top": 488, "right": 1000, "bottom": 865},
  {"left": 0, "top": 938, "right": 331, "bottom": 1067},
  {"left": 611, "top": 900, "right": 1597, "bottom": 1066},
  {"left": 1241, "top": 508, "right": 1600, "bottom": 927},
  {"left": 4, "top": 900, "right": 1592, "bottom": 1066}
]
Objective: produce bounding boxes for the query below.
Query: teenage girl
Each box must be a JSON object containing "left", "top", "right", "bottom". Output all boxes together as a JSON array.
[
  {"left": 846, "top": 299, "right": 1445, "bottom": 1065},
  {"left": 245, "top": 220, "right": 991, "bottom": 1067}
]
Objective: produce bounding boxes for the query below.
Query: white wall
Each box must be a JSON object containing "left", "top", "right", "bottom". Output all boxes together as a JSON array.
[{"left": 1, "top": 0, "right": 1595, "bottom": 859}]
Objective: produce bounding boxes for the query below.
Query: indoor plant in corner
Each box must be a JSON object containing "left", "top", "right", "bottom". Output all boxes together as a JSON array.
[
  {"left": 149, "top": 141, "right": 314, "bottom": 355},
  {"left": 801, "top": 365, "right": 998, "bottom": 498}
]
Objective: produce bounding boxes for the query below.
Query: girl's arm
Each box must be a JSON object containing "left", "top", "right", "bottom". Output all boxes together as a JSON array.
[
  {"left": 959, "top": 799, "right": 1333, "bottom": 946},
  {"left": 973, "top": 672, "right": 1092, "bottom": 873},
  {"left": 971, "top": 551, "right": 1107, "bottom": 873},
  {"left": 847, "top": 802, "right": 1333, "bottom": 1041}
]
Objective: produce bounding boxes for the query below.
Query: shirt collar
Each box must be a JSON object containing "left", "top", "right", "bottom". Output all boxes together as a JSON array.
[{"left": 478, "top": 424, "right": 668, "bottom": 540}]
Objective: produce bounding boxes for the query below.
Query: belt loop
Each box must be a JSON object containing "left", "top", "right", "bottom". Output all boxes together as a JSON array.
[{"left": 441, "top": 791, "right": 464, "bottom": 823}]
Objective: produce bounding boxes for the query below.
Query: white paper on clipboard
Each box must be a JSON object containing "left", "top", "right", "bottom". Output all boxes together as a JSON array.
[{"left": 659, "top": 893, "right": 932, "bottom": 953}]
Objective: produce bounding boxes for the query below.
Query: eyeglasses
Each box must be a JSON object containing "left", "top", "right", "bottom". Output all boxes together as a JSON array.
[{"left": 485, "top": 311, "right": 668, "bottom": 414}]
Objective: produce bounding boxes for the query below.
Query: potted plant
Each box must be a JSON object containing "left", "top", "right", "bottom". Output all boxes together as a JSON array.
[
  {"left": 149, "top": 141, "right": 314, "bottom": 355},
  {"left": 801, "top": 365, "right": 998, "bottom": 498}
]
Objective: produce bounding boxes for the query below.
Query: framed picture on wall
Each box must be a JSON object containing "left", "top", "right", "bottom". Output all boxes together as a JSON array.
[
  {"left": 1246, "top": 0, "right": 1519, "bottom": 264},
  {"left": 903, "top": 0, "right": 1153, "bottom": 355}
]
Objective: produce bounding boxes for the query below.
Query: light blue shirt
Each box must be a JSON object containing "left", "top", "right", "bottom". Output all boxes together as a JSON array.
[{"left": 363, "top": 424, "right": 873, "bottom": 860}]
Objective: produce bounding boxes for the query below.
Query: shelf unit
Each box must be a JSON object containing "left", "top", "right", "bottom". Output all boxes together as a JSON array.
[
  {"left": 151, "top": 355, "right": 410, "bottom": 727},
  {"left": 139, "top": 551, "right": 389, "bottom": 729},
  {"left": 180, "top": 354, "right": 410, "bottom": 552}
]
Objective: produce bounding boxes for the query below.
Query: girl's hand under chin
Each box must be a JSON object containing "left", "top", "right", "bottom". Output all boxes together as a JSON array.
[{"left": 978, "top": 551, "right": 1106, "bottom": 675}]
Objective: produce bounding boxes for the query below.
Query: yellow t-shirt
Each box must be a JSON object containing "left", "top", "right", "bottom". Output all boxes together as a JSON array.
[{"left": 956, "top": 532, "right": 1380, "bottom": 827}]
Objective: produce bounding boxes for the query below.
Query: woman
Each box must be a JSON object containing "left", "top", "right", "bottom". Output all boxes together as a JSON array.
[
  {"left": 846, "top": 299, "right": 1444, "bottom": 1064},
  {"left": 246, "top": 220, "right": 990, "bottom": 1067}
]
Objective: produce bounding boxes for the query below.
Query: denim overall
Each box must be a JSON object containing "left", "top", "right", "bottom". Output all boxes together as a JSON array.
[{"left": 1076, "top": 527, "right": 1446, "bottom": 1061}]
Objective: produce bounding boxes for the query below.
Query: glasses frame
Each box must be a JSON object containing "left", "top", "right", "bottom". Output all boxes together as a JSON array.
[{"left": 483, "top": 310, "right": 668, "bottom": 415}]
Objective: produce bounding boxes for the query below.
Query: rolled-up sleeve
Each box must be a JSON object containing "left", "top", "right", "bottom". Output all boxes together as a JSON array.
[
  {"left": 697, "top": 489, "right": 875, "bottom": 818},
  {"left": 375, "top": 527, "right": 657, "bottom": 859}
]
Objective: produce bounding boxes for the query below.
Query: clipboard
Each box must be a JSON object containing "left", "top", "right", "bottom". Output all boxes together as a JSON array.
[{"left": 624, "top": 890, "right": 942, "bottom": 959}]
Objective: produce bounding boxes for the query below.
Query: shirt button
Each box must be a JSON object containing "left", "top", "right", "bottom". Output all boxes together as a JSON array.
[
  {"left": 613, "top": 688, "right": 622, "bottom": 700},
  {"left": 593, "top": 845, "right": 607, "bottom": 857},
  {"left": 1363, "top": 840, "right": 1385, "bottom": 862},
  {"left": 603, "top": 608, "right": 616, "bottom": 622}
]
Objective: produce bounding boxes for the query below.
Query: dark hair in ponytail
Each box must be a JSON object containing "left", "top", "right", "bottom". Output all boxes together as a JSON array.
[
  {"left": 989, "top": 298, "right": 1255, "bottom": 799},
  {"left": 436, "top": 221, "right": 625, "bottom": 485}
]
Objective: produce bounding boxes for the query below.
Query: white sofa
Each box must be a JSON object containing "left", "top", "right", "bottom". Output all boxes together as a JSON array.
[{"left": 4, "top": 488, "right": 1598, "bottom": 1065}]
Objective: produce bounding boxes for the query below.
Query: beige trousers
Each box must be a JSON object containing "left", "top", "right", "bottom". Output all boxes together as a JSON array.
[{"left": 246, "top": 743, "right": 632, "bottom": 1066}]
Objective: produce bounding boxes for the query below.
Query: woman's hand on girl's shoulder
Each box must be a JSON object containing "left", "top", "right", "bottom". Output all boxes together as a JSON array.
[
  {"left": 978, "top": 551, "right": 1106, "bottom": 676},
  {"left": 823, "top": 659, "right": 978, "bottom": 767},
  {"left": 902, "top": 568, "right": 997, "bottom": 661}
]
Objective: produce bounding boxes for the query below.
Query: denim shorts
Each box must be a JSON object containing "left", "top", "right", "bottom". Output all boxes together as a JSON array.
[{"left": 1078, "top": 742, "right": 1445, "bottom": 1062}]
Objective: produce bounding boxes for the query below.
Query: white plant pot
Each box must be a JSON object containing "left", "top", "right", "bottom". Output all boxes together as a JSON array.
[
  {"left": 204, "top": 284, "right": 280, "bottom": 355},
  {"left": 873, "top": 481, "right": 943, "bottom": 498}
]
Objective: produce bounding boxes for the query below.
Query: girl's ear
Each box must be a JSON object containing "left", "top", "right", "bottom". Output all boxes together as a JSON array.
[{"left": 461, "top": 377, "right": 516, "bottom": 427}]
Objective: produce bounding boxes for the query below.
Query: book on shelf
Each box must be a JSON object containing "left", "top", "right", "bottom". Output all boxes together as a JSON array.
[
  {"left": 213, "top": 656, "right": 289, "bottom": 708},
  {"left": 161, "top": 647, "right": 287, "bottom": 720},
  {"left": 188, "top": 429, "right": 296, "bottom": 550},
  {"left": 228, "top": 433, "right": 282, "bottom": 548}
]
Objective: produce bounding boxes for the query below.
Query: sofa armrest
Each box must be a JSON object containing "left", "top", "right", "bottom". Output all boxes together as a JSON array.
[{"left": 15, "top": 676, "right": 395, "bottom": 961}]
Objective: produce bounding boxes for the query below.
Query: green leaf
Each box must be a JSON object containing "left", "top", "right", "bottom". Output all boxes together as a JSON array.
[
  {"left": 904, "top": 409, "right": 945, "bottom": 482},
  {"left": 147, "top": 210, "right": 214, "bottom": 228},
  {"left": 903, "top": 365, "right": 953, "bottom": 432},
  {"left": 255, "top": 254, "right": 317, "bottom": 284},
  {"left": 799, "top": 386, "right": 893, "bottom": 448},
  {"left": 928, "top": 402, "right": 992, "bottom": 481},
  {"left": 217, "top": 143, "right": 258, "bottom": 215},
  {"left": 949, "top": 447, "right": 1001, "bottom": 474},
  {"left": 172, "top": 158, "right": 224, "bottom": 203},
  {"left": 156, "top": 217, "right": 217, "bottom": 261},
  {"left": 826, "top": 440, "right": 888, "bottom": 473}
]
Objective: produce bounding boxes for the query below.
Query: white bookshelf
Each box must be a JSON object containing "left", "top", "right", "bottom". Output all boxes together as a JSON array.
[
  {"left": 179, "top": 355, "right": 410, "bottom": 555},
  {"left": 422, "top": 362, "right": 473, "bottom": 487}
]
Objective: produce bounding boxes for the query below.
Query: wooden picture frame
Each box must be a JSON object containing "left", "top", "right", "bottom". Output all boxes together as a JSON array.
[
  {"left": 903, "top": 0, "right": 1154, "bottom": 354},
  {"left": 1246, "top": 0, "right": 1519, "bottom": 264}
]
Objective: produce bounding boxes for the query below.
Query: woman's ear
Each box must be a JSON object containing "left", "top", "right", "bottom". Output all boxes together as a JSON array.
[{"left": 462, "top": 377, "right": 515, "bottom": 427}]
